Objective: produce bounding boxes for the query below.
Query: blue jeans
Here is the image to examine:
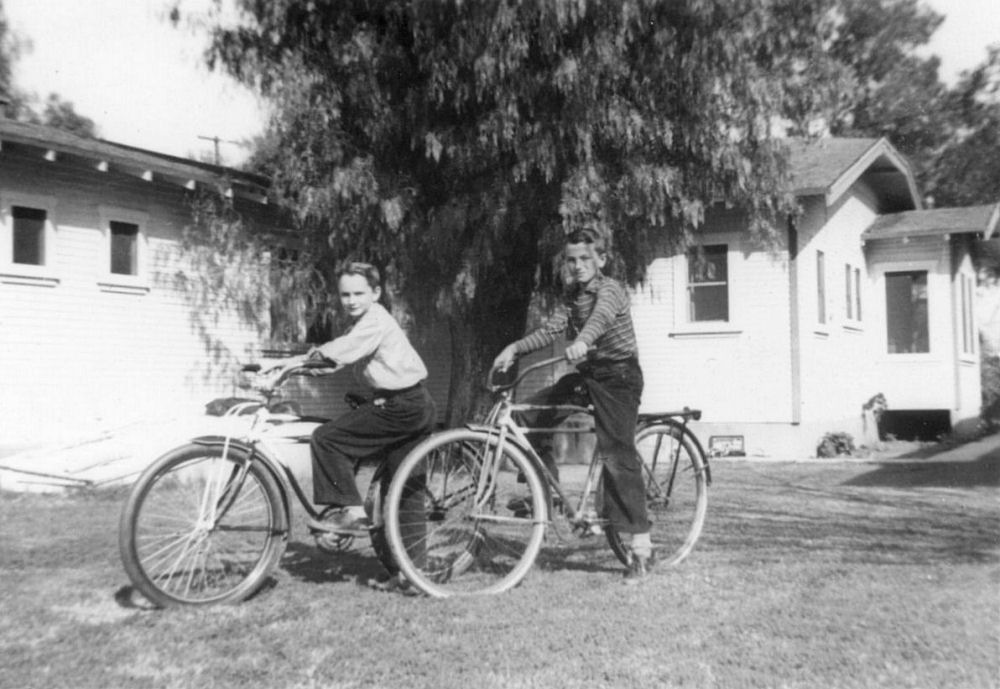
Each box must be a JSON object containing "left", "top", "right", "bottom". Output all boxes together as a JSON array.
[{"left": 516, "top": 358, "right": 650, "bottom": 534}]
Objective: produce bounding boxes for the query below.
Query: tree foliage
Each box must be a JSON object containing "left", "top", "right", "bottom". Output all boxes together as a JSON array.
[
  {"left": 37, "top": 93, "right": 98, "bottom": 138},
  {"left": 926, "top": 46, "right": 1000, "bottom": 208},
  {"left": 0, "top": 2, "right": 98, "bottom": 136},
  {"left": 824, "top": 0, "right": 948, "bottom": 181},
  {"left": 179, "top": 0, "right": 850, "bottom": 421}
]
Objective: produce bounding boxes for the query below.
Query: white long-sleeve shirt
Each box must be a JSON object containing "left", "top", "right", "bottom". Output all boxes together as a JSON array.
[{"left": 315, "top": 303, "right": 427, "bottom": 391}]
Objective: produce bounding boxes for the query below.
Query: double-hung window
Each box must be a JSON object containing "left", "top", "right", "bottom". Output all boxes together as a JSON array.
[
  {"left": 960, "top": 273, "right": 975, "bottom": 356},
  {"left": 12, "top": 206, "right": 47, "bottom": 266},
  {"left": 845, "top": 263, "right": 862, "bottom": 324},
  {"left": 885, "top": 270, "right": 929, "bottom": 353},
  {"left": 816, "top": 250, "right": 826, "bottom": 324},
  {"left": 1, "top": 192, "right": 58, "bottom": 284},
  {"left": 687, "top": 244, "right": 728, "bottom": 322},
  {"left": 99, "top": 207, "right": 149, "bottom": 293}
]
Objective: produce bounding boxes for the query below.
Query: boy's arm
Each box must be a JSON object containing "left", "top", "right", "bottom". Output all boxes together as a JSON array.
[
  {"left": 493, "top": 303, "right": 569, "bottom": 371},
  {"left": 573, "top": 281, "right": 629, "bottom": 349}
]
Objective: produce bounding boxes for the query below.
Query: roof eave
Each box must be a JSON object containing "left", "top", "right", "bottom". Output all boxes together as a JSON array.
[{"left": 825, "top": 138, "right": 921, "bottom": 210}]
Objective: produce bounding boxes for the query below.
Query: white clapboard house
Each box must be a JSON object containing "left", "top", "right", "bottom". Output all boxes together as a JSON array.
[
  {"left": 1, "top": 124, "right": 995, "bottom": 461},
  {"left": 0, "top": 120, "right": 281, "bottom": 445},
  {"left": 628, "top": 137, "right": 997, "bottom": 457}
]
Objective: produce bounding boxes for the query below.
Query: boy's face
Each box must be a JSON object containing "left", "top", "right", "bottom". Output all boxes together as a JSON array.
[
  {"left": 564, "top": 241, "right": 606, "bottom": 285},
  {"left": 338, "top": 273, "right": 380, "bottom": 320}
]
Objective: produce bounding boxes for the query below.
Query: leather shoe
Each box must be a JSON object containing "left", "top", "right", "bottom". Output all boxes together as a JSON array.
[
  {"left": 306, "top": 508, "right": 371, "bottom": 536},
  {"left": 623, "top": 550, "right": 656, "bottom": 583}
]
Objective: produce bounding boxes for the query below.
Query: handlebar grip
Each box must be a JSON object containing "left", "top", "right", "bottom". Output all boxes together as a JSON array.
[{"left": 242, "top": 364, "right": 262, "bottom": 373}]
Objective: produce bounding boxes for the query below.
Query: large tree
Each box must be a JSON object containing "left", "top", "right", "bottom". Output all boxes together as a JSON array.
[
  {"left": 184, "top": 0, "right": 848, "bottom": 422},
  {"left": 0, "top": 2, "right": 97, "bottom": 135},
  {"left": 823, "top": 0, "right": 948, "bottom": 182},
  {"left": 925, "top": 46, "right": 1000, "bottom": 208}
]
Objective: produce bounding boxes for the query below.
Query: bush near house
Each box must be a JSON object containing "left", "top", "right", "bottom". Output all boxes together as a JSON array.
[
  {"left": 983, "top": 351, "right": 1000, "bottom": 424},
  {"left": 817, "top": 431, "right": 857, "bottom": 458}
]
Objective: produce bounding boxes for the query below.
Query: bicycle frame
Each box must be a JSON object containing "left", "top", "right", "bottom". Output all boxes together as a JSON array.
[
  {"left": 481, "top": 356, "right": 709, "bottom": 529},
  {"left": 187, "top": 364, "right": 343, "bottom": 531}
]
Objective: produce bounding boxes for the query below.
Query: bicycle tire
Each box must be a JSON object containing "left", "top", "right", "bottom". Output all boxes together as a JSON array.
[
  {"left": 384, "top": 428, "right": 547, "bottom": 597},
  {"left": 605, "top": 421, "right": 708, "bottom": 568},
  {"left": 119, "top": 442, "right": 288, "bottom": 607},
  {"left": 366, "top": 473, "right": 400, "bottom": 575}
]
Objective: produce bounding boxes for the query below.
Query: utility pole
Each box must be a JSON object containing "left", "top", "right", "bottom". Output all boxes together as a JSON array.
[{"left": 197, "top": 135, "right": 243, "bottom": 165}]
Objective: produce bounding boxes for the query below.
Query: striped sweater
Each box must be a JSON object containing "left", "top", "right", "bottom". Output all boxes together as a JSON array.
[{"left": 514, "top": 273, "right": 638, "bottom": 362}]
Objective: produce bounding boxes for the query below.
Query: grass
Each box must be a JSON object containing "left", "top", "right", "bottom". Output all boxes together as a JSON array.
[{"left": 1, "top": 439, "right": 998, "bottom": 689}]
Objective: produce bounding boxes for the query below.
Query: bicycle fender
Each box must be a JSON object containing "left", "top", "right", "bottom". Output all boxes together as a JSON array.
[{"left": 190, "top": 435, "right": 294, "bottom": 523}]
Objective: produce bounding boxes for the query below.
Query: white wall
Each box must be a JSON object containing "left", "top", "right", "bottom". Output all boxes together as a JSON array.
[
  {"left": 794, "top": 188, "right": 880, "bottom": 426},
  {"left": 0, "top": 153, "right": 265, "bottom": 444},
  {"left": 866, "top": 235, "right": 965, "bottom": 411},
  {"left": 632, "top": 209, "right": 795, "bottom": 425}
]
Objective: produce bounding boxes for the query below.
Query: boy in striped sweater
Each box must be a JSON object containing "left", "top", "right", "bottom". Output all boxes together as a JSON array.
[{"left": 492, "top": 229, "right": 652, "bottom": 581}]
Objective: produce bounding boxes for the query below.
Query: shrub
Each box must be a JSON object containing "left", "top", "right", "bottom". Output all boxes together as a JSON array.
[
  {"left": 817, "top": 431, "right": 856, "bottom": 458},
  {"left": 982, "top": 350, "right": 1000, "bottom": 424}
]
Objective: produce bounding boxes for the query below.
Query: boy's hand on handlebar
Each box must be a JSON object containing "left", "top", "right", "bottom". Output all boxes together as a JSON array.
[
  {"left": 492, "top": 345, "right": 519, "bottom": 373},
  {"left": 564, "top": 341, "right": 589, "bottom": 362}
]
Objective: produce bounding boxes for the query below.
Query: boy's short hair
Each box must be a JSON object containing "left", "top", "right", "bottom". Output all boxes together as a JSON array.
[
  {"left": 336, "top": 261, "right": 382, "bottom": 290},
  {"left": 565, "top": 228, "right": 607, "bottom": 256}
]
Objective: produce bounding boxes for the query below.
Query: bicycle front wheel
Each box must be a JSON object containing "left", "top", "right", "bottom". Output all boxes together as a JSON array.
[
  {"left": 606, "top": 422, "right": 708, "bottom": 568},
  {"left": 385, "top": 428, "right": 547, "bottom": 597},
  {"left": 119, "top": 443, "right": 288, "bottom": 607}
]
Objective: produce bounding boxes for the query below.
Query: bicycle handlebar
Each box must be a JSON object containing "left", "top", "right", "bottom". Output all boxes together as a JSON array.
[
  {"left": 243, "top": 359, "right": 339, "bottom": 395},
  {"left": 488, "top": 355, "right": 568, "bottom": 393}
]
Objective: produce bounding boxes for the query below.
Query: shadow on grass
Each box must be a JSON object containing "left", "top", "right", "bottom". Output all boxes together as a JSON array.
[
  {"left": 281, "top": 540, "right": 387, "bottom": 586},
  {"left": 712, "top": 462, "right": 1000, "bottom": 565},
  {"left": 844, "top": 447, "right": 1000, "bottom": 489}
]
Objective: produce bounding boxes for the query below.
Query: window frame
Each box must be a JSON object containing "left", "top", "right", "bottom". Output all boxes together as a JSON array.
[
  {"left": 816, "top": 250, "right": 827, "bottom": 326},
  {"left": 960, "top": 272, "right": 976, "bottom": 358},
  {"left": 98, "top": 206, "right": 150, "bottom": 293},
  {"left": 843, "top": 262, "right": 863, "bottom": 328},
  {"left": 884, "top": 268, "right": 931, "bottom": 356},
  {"left": 686, "top": 243, "right": 730, "bottom": 324},
  {"left": 0, "top": 191, "right": 59, "bottom": 285}
]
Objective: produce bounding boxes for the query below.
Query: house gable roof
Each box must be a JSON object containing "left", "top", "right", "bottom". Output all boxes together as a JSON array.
[
  {"left": 0, "top": 119, "right": 269, "bottom": 203},
  {"left": 787, "top": 137, "right": 921, "bottom": 212},
  {"left": 862, "top": 203, "right": 1000, "bottom": 241}
]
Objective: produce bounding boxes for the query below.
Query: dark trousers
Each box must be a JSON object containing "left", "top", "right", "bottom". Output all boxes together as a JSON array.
[
  {"left": 516, "top": 359, "right": 650, "bottom": 534},
  {"left": 311, "top": 384, "right": 436, "bottom": 506},
  {"left": 312, "top": 384, "right": 436, "bottom": 573}
]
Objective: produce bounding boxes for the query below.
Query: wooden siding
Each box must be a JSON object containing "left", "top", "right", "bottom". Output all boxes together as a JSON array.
[
  {"left": 0, "top": 153, "right": 264, "bottom": 442},
  {"left": 632, "top": 209, "right": 795, "bottom": 423},
  {"left": 865, "top": 234, "right": 967, "bottom": 412},
  {"left": 794, "top": 188, "right": 881, "bottom": 424}
]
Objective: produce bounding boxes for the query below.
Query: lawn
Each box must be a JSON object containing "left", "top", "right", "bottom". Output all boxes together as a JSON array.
[{"left": 1, "top": 440, "right": 998, "bottom": 689}]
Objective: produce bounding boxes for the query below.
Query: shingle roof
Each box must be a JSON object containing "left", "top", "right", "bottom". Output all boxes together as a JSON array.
[
  {"left": 787, "top": 137, "right": 881, "bottom": 194},
  {"left": 863, "top": 204, "right": 1000, "bottom": 240},
  {"left": 785, "top": 136, "right": 920, "bottom": 211}
]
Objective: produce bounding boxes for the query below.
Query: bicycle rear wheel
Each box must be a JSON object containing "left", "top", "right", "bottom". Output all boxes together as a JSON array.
[
  {"left": 119, "top": 443, "right": 288, "bottom": 607},
  {"left": 384, "top": 428, "right": 547, "bottom": 597},
  {"left": 606, "top": 422, "right": 708, "bottom": 568}
]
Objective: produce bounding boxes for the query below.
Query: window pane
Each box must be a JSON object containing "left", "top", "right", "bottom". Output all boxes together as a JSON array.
[
  {"left": 845, "top": 264, "right": 852, "bottom": 319},
  {"left": 885, "top": 271, "right": 928, "bottom": 353},
  {"left": 816, "top": 251, "right": 826, "bottom": 323},
  {"left": 854, "top": 268, "right": 862, "bottom": 321},
  {"left": 688, "top": 245, "right": 728, "bottom": 322},
  {"left": 12, "top": 206, "right": 46, "bottom": 265},
  {"left": 690, "top": 284, "right": 728, "bottom": 321},
  {"left": 110, "top": 221, "right": 138, "bottom": 275},
  {"left": 688, "top": 245, "right": 727, "bottom": 283}
]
